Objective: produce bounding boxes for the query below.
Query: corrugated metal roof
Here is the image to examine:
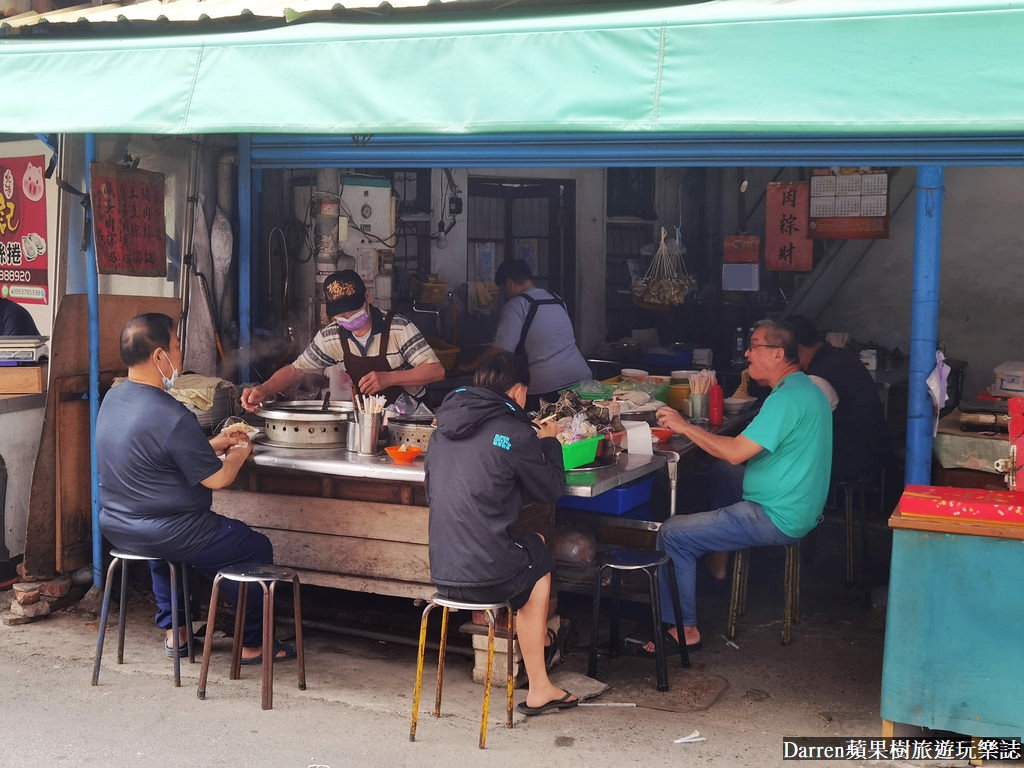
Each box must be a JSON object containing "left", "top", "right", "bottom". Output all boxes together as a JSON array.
[{"left": 1, "top": 0, "right": 684, "bottom": 33}]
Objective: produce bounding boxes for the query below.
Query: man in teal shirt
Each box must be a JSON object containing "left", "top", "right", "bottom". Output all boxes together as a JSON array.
[{"left": 644, "top": 319, "right": 832, "bottom": 654}]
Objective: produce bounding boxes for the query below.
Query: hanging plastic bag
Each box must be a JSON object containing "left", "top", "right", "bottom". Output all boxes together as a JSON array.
[{"left": 631, "top": 227, "right": 695, "bottom": 311}]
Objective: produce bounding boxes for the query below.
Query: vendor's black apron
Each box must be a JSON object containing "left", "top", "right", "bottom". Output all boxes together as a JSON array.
[
  {"left": 514, "top": 291, "right": 567, "bottom": 366},
  {"left": 341, "top": 311, "right": 406, "bottom": 404}
]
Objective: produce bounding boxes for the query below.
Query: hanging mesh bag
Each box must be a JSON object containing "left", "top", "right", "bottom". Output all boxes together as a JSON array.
[{"left": 631, "top": 227, "right": 696, "bottom": 311}]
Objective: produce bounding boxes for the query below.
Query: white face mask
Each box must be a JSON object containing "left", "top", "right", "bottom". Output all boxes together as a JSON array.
[{"left": 155, "top": 355, "right": 179, "bottom": 392}]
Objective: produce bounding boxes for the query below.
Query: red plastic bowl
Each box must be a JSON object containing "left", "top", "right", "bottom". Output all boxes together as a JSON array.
[
  {"left": 385, "top": 445, "right": 423, "bottom": 464},
  {"left": 650, "top": 426, "right": 674, "bottom": 444}
]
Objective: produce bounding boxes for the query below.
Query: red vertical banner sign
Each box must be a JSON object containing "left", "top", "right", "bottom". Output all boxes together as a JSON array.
[
  {"left": 0, "top": 155, "right": 49, "bottom": 305},
  {"left": 90, "top": 163, "right": 166, "bottom": 277},
  {"left": 764, "top": 182, "right": 813, "bottom": 271}
]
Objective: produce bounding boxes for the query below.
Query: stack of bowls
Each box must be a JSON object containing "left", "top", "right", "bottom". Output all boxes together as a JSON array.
[{"left": 668, "top": 370, "right": 698, "bottom": 411}]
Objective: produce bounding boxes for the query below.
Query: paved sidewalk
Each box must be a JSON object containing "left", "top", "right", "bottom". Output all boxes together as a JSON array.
[{"left": 0, "top": 515, "right": 923, "bottom": 768}]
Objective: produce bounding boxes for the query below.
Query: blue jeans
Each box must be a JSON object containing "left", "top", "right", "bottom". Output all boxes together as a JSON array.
[
  {"left": 657, "top": 500, "right": 802, "bottom": 628},
  {"left": 149, "top": 516, "right": 273, "bottom": 648}
]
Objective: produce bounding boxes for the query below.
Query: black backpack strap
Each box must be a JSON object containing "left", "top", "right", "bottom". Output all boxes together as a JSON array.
[{"left": 513, "top": 292, "right": 566, "bottom": 362}]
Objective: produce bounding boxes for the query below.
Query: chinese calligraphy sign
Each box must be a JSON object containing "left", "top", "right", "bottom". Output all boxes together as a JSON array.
[
  {"left": 90, "top": 163, "right": 166, "bottom": 277},
  {"left": 764, "top": 182, "right": 812, "bottom": 271}
]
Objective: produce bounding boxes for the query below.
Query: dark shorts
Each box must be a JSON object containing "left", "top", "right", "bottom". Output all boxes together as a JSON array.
[{"left": 436, "top": 532, "right": 552, "bottom": 611}]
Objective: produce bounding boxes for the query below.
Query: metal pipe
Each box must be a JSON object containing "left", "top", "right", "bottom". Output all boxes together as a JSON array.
[
  {"left": 178, "top": 137, "right": 201, "bottom": 361},
  {"left": 85, "top": 134, "right": 101, "bottom": 590},
  {"left": 249, "top": 133, "right": 1024, "bottom": 169},
  {"left": 905, "top": 166, "right": 944, "bottom": 486},
  {"left": 238, "top": 135, "right": 252, "bottom": 382},
  {"left": 300, "top": 618, "right": 475, "bottom": 659}
]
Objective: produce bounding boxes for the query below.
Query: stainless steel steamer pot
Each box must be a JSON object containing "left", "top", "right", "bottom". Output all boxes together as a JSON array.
[{"left": 255, "top": 401, "right": 355, "bottom": 448}]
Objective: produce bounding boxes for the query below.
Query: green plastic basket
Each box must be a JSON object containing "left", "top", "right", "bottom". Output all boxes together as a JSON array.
[{"left": 561, "top": 436, "right": 602, "bottom": 470}]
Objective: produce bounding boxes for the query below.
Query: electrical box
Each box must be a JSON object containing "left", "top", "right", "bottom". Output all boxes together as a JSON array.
[{"left": 339, "top": 178, "right": 393, "bottom": 258}]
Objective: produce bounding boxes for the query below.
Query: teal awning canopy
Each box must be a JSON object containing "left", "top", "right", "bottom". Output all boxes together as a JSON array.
[{"left": 1, "top": 0, "right": 1023, "bottom": 136}]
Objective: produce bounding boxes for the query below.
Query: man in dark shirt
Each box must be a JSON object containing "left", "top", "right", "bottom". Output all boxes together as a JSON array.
[
  {"left": 786, "top": 315, "right": 889, "bottom": 483},
  {"left": 97, "top": 313, "right": 294, "bottom": 663},
  {"left": 0, "top": 297, "right": 40, "bottom": 336}
]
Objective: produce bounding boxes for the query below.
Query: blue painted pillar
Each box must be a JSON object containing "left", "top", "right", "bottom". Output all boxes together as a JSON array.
[
  {"left": 905, "top": 166, "right": 944, "bottom": 486},
  {"left": 85, "top": 135, "right": 102, "bottom": 588}
]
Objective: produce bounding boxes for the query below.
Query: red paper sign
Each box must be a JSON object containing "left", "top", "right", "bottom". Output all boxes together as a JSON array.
[
  {"left": 764, "top": 182, "right": 812, "bottom": 271},
  {"left": 90, "top": 163, "right": 166, "bottom": 277},
  {"left": 0, "top": 155, "right": 49, "bottom": 305},
  {"left": 723, "top": 235, "right": 760, "bottom": 264}
]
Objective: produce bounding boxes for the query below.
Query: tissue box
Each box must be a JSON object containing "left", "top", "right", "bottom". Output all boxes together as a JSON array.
[
  {"left": 899, "top": 484, "right": 1024, "bottom": 527},
  {"left": 993, "top": 361, "right": 1024, "bottom": 396}
]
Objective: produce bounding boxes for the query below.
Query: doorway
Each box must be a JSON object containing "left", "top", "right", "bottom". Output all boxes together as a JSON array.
[{"left": 465, "top": 177, "right": 577, "bottom": 346}]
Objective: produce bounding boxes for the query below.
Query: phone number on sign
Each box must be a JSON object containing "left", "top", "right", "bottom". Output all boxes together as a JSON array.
[{"left": 0, "top": 269, "right": 32, "bottom": 282}]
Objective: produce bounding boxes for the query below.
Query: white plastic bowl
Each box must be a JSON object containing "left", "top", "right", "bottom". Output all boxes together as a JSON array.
[
  {"left": 620, "top": 368, "right": 649, "bottom": 380},
  {"left": 723, "top": 396, "right": 754, "bottom": 414}
]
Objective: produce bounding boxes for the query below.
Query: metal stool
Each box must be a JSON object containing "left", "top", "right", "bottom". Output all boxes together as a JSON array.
[
  {"left": 196, "top": 564, "right": 306, "bottom": 711},
  {"left": 410, "top": 594, "right": 514, "bottom": 750},
  {"left": 727, "top": 542, "right": 801, "bottom": 646},
  {"left": 92, "top": 550, "right": 195, "bottom": 687},
  {"left": 587, "top": 548, "right": 689, "bottom": 692}
]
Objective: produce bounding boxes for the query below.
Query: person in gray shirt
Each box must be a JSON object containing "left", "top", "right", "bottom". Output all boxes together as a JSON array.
[{"left": 463, "top": 259, "right": 591, "bottom": 410}]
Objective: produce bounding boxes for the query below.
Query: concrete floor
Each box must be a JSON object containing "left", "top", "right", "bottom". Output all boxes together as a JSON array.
[{"left": 0, "top": 511, "right": 963, "bottom": 768}]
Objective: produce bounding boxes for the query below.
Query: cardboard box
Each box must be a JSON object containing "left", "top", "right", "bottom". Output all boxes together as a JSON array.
[
  {"left": 0, "top": 364, "right": 47, "bottom": 394},
  {"left": 899, "top": 484, "right": 1024, "bottom": 527}
]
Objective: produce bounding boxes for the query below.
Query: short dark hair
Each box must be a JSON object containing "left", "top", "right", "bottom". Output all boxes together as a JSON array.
[
  {"left": 785, "top": 315, "right": 822, "bottom": 347},
  {"left": 494, "top": 259, "right": 533, "bottom": 286},
  {"left": 753, "top": 318, "right": 799, "bottom": 364},
  {"left": 120, "top": 313, "right": 174, "bottom": 367},
  {"left": 473, "top": 351, "right": 531, "bottom": 393}
]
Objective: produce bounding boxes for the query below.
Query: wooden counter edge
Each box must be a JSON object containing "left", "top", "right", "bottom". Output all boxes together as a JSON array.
[{"left": 889, "top": 507, "right": 1024, "bottom": 541}]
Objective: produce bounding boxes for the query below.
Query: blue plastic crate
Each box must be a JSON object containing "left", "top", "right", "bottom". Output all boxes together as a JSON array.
[
  {"left": 557, "top": 476, "right": 655, "bottom": 516},
  {"left": 642, "top": 349, "right": 693, "bottom": 372}
]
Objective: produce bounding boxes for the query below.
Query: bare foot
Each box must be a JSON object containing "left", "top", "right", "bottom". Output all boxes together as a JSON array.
[
  {"left": 240, "top": 645, "right": 292, "bottom": 661},
  {"left": 641, "top": 625, "right": 701, "bottom": 654}
]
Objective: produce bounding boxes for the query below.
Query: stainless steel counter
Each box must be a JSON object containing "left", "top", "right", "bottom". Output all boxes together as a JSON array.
[
  {"left": 251, "top": 441, "right": 425, "bottom": 482},
  {"left": 250, "top": 438, "right": 670, "bottom": 496}
]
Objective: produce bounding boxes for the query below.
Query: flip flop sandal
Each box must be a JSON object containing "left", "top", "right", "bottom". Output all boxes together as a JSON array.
[
  {"left": 516, "top": 691, "right": 578, "bottom": 716},
  {"left": 164, "top": 638, "right": 189, "bottom": 659},
  {"left": 239, "top": 640, "right": 297, "bottom": 666}
]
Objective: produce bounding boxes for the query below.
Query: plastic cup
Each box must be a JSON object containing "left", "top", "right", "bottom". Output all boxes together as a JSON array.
[{"left": 689, "top": 393, "right": 710, "bottom": 424}]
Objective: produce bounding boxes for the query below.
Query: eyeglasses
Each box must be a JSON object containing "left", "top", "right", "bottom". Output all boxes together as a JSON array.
[{"left": 747, "top": 343, "right": 781, "bottom": 351}]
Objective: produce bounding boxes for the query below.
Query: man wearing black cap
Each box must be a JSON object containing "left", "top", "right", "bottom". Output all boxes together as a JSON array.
[{"left": 240, "top": 270, "right": 443, "bottom": 409}]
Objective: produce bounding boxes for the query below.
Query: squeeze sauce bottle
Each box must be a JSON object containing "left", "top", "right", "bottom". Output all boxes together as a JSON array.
[{"left": 709, "top": 383, "right": 724, "bottom": 426}]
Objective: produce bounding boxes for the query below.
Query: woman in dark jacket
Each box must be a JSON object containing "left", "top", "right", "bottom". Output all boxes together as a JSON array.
[{"left": 425, "top": 352, "right": 577, "bottom": 715}]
